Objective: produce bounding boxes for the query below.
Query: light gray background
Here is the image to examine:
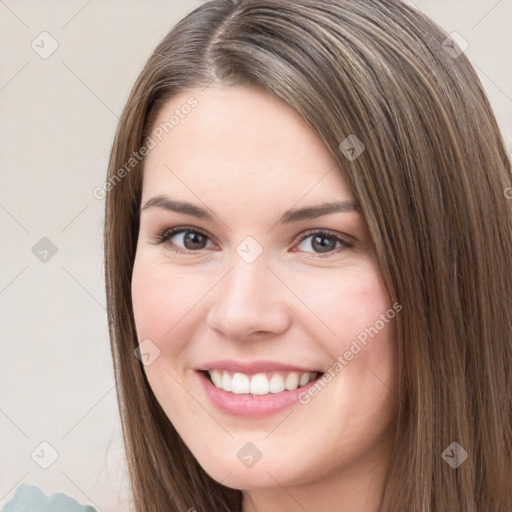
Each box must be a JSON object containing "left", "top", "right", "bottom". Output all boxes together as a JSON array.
[{"left": 0, "top": 1, "right": 510, "bottom": 511}]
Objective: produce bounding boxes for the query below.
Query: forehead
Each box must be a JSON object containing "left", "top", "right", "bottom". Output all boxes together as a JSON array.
[{"left": 142, "top": 85, "right": 353, "bottom": 205}]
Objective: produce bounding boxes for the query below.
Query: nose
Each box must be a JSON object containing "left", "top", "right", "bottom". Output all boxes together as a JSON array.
[{"left": 206, "top": 256, "right": 291, "bottom": 342}]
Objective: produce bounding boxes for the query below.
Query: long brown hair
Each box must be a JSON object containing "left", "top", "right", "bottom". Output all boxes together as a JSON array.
[{"left": 103, "top": 1, "right": 512, "bottom": 510}]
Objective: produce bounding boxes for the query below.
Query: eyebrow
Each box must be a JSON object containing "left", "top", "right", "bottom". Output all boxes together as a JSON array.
[{"left": 140, "top": 195, "right": 360, "bottom": 224}]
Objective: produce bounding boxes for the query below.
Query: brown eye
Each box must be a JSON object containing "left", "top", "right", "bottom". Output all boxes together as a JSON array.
[
  {"left": 295, "top": 230, "right": 352, "bottom": 256},
  {"left": 153, "top": 227, "right": 214, "bottom": 253},
  {"left": 310, "top": 234, "right": 337, "bottom": 253},
  {"left": 181, "top": 231, "right": 208, "bottom": 250}
]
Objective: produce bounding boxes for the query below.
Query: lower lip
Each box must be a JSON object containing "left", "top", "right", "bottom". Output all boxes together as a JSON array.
[{"left": 197, "top": 371, "right": 322, "bottom": 418}]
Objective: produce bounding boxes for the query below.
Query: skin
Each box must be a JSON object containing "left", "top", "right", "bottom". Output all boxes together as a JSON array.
[{"left": 131, "top": 85, "right": 399, "bottom": 512}]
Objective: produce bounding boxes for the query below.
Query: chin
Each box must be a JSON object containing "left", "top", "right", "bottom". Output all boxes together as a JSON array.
[{"left": 194, "top": 446, "right": 314, "bottom": 490}]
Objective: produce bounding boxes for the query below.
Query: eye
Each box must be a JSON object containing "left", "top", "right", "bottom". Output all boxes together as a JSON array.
[
  {"left": 151, "top": 226, "right": 216, "bottom": 253},
  {"left": 151, "top": 226, "right": 353, "bottom": 257},
  {"left": 294, "top": 229, "right": 353, "bottom": 256}
]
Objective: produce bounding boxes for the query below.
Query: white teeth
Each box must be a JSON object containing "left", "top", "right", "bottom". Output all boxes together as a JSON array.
[
  {"left": 231, "top": 373, "right": 250, "bottom": 394},
  {"left": 269, "top": 373, "right": 285, "bottom": 393},
  {"left": 207, "top": 369, "right": 318, "bottom": 395},
  {"left": 299, "top": 372, "right": 310, "bottom": 386},
  {"left": 222, "top": 372, "right": 232, "bottom": 392},
  {"left": 284, "top": 372, "right": 299, "bottom": 390},
  {"left": 210, "top": 369, "right": 223, "bottom": 388},
  {"left": 249, "top": 373, "right": 270, "bottom": 395}
]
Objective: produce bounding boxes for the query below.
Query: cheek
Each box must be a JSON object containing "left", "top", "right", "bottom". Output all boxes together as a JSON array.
[
  {"left": 131, "top": 255, "right": 206, "bottom": 354},
  {"left": 282, "top": 261, "right": 393, "bottom": 351},
  {"left": 131, "top": 257, "right": 201, "bottom": 409}
]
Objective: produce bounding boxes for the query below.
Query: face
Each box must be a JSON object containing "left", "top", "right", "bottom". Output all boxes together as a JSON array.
[{"left": 131, "top": 85, "right": 399, "bottom": 492}]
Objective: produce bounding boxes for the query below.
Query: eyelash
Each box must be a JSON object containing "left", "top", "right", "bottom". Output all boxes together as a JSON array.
[{"left": 150, "top": 225, "right": 354, "bottom": 258}]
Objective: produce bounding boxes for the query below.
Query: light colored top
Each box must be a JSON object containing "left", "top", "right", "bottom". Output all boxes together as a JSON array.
[{"left": 2, "top": 484, "right": 97, "bottom": 512}]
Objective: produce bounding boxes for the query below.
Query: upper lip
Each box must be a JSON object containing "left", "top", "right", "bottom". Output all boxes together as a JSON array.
[{"left": 197, "top": 359, "right": 322, "bottom": 374}]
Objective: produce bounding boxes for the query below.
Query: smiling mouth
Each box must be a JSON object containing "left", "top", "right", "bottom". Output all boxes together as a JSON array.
[{"left": 203, "top": 369, "right": 320, "bottom": 395}]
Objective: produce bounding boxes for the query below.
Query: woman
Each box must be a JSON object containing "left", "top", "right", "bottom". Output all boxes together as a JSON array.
[{"left": 103, "top": 0, "right": 512, "bottom": 511}]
